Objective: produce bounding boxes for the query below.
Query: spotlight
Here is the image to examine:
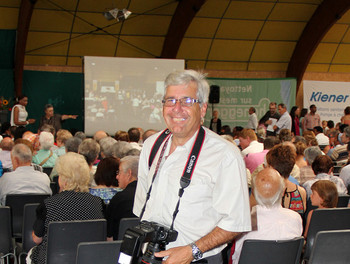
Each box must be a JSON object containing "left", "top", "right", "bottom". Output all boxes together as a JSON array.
[{"left": 103, "top": 8, "right": 132, "bottom": 21}]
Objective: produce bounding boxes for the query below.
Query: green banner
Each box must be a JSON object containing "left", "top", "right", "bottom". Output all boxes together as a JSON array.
[{"left": 204, "top": 78, "right": 296, "bottom": 130}]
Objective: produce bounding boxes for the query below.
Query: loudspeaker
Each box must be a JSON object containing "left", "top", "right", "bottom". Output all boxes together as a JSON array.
[{"left": 209, "top": 85, "right": 220, "bottom": 104}]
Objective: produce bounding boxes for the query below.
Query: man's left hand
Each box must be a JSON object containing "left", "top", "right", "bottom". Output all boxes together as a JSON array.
[{"left": 154, "top": 245, "right": 193, "bottom": 264}]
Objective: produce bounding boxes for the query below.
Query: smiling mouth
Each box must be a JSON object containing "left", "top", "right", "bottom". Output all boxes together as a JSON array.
[{"left": 172, "top": 117, "right": 186, "bottom": 122}]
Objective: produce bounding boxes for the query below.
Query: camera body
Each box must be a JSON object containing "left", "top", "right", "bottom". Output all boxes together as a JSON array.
[{"left": 118, "top": 221, "right": 178, "bottom": 264}]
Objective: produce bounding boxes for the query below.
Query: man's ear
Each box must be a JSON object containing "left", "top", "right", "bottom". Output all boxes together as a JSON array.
[
  {"left": 127, "top": 169, "right": 133, "bottom": 181},
  {"left": 200, "top": 103, "right": 208, "bottom": 119}
]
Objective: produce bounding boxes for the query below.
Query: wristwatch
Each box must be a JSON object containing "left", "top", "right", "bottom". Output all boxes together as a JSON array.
[{"left": 190, "top": 242, "right": 203, "bottom": 261}]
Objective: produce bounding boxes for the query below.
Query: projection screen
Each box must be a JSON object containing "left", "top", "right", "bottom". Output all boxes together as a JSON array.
[{"left": 84, "top": 56, "right": 184, "bottom": 136}]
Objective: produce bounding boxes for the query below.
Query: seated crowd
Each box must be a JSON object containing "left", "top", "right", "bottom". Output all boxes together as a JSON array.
[
  {"left": 215, "top": 108, "right": 350, "bottom": 262},
  {"left": 0, "top": 125, "right": 149, "bottom": 263},
  {"left": 0, "top": 107, "right": 349, "bottom": 263}
]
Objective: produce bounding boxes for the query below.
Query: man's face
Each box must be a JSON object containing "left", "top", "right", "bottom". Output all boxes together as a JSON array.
[
  {"left": 310, "top": 106, "right": 317, "bottom": 113},
  {"left": 269, "top": 104, "right": 277, "bottom": 115},
  {"left": 249, "top": 108, "right": 254, "bottom": 115},
  {"left": 163, "top": 82, "right": 207, "bottom": 141},
  {"left": 45, "top": 107, "right": 54, "bottom": 117},
  {"left": 278, "top": 105, "right": 286, "bottom": 115},
  {"left": 117, "top": 162, "right": 129, "bottom": 189}
]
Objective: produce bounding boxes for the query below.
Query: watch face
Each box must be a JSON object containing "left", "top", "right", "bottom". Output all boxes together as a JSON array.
[{"left": 192, "top": 244, "right": 203, "bottom": 260}]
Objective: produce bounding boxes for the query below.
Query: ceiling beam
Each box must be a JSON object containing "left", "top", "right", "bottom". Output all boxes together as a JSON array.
[
  {"left": 286, "top": 0, "right": 350, "bottom": 92},
  {"left": 161, "top": 0, "right": 206, "bottom": 59},
  {"left": 14, "top": 0, "right": 37, "bottom": 97}
]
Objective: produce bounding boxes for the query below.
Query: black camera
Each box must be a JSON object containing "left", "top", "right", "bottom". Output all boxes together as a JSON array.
[{"left": 118, "top": 221, "right": 178, "bottom": 264}]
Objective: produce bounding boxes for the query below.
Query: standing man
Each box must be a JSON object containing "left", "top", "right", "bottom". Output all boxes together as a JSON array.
[
  {"left": 303, "top": 104, "right": 320, "bottom": 131},
  {"left": 39, "top": 104, "right": 78, "bottom": 133},
  {"left": 273, "top": 103, "right": 292, "bottom": 134},
  {"left": 209, "top": 110, "right": 221, "bottom": 134},
  {"left": 247, "top": 107, "right": 258, "bottom": 132},
  {"left": 259, "top": 102, "right": 280, "bottom": 136},
  {"left": 133, "top": 70, "right": 251, "bottom": 264}
]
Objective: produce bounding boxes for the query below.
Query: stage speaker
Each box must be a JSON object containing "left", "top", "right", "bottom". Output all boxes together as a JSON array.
[{"left": 209, "top": 85, "right": 220, "bottom": 104}]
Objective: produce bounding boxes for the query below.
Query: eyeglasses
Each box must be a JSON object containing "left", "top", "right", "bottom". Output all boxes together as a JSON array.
[
  {"left": 162, "top": 97, "right": 201, "bottom": 107},
  {"left": 116, "top": 170, "right": 119, "bottom": 175}
]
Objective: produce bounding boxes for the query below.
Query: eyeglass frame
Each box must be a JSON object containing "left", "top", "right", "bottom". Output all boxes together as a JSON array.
[{"left": 162, "top": 97, "right": 201, "bottom": 107}]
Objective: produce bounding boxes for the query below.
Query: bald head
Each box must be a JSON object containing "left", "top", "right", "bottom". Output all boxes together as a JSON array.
[
  {"left": 93, "top": 130, "right": 108, "bottom": 143},
  {"left": 1, "top": 137, "right": 14, "bottom": 151},
  {"left": 253, "top": 168, "right": 285, "bottom": 208}
]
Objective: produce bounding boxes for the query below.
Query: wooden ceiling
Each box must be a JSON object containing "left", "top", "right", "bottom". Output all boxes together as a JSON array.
[{"left": 1, "top": 0, "right": 350, "bottom": 76}]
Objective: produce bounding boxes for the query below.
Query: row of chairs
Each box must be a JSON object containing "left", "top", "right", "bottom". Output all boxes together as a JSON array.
[
  {"left": 238, "top": 229, "right": 350, "bottom": 264},
  {"left": 238, "top": 207, "right": 350, "bottom": 263},
  {"left": 3, "top": 195, "right": 350, "bottom": 263},
  {"left": 0, "top": 202, "right": 140, "bottom": 264},
  {"left": 2, "top": 207, "right": 350, "bottom": 264}
]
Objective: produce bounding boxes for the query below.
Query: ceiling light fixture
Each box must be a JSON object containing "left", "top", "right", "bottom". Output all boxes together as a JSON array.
[{"left": 103, "top": 8, "right": 132, "bottom": 21}]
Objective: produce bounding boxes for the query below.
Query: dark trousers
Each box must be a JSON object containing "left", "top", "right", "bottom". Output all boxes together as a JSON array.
[{"left": 192, "top": 252, "right": 223, "bottom": 264}]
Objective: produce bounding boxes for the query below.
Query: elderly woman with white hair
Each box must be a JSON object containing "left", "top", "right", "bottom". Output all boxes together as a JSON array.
[
  {"left": 27, "top": 152, "right": 106, "bottom": 264},
  {"left": 32, "top": 131, "right": 58, "bottom": 168}
]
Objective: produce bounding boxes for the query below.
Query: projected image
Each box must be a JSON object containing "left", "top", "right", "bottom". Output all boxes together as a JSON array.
[
  {"left": 85, "top": 79, "right": 163, "bottom": 124},
  {"left": 84, "top": 57, "right": 184, "bottom": 136}
]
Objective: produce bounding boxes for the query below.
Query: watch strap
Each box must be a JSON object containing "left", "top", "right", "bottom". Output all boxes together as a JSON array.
[{"left": 190, "top": 242, "right": 203, "bottom": 260}]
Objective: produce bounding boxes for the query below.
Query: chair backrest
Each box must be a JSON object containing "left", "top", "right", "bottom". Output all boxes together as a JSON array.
[
  {"left": 238, "top": 237, "right": 304, "bottom": 264},
  {"left": 118, "top": 217, "right": 140, "bottom": 240},
  {"left": 308, "top": 229, "right": 350, "bottom": 264},
  {"left": 0, "top": 206, "right": 12, "bottom": 254},
  {"left": 51, "top": 175, "right": 60, "bottom": 196},
  {"left": 50, "top": 182, "right": 59, "bottom": 196},
  {"left": 5, "top": 193, "right": 50, "bottom": 238},
  {"left": 304, "top": 207, "right": 350, "bottom": 261},
  {"left": 46, "top": 219, "right": 107, "bottom": 264},
  {"left": 337, "top": 195, "right": 350, "bottom": 207},
  {"left": 22, "top": 203, "right": 40, "bottom": 252},
  {"left": 43, "top": 167, "right": 53, "bottom": 176},
  {"left": 76, "top": 240, "right": 122, "bottom": 264}
]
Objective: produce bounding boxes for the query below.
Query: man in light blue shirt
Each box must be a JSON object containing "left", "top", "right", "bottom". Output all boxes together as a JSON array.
[{"left": 274, "top": 103, "right": 292, "bottom": 134}]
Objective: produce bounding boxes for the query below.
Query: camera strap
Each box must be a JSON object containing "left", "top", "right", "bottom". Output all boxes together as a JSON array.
[{"left": 139, "top": 126, "right": 206, "bottom": 230}]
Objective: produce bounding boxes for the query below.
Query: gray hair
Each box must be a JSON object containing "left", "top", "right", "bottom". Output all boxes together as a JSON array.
[
  {"left": 65, "top": 137, "right": 82, "bottom": 153},
  {"left": 56, "top": 152, "right": 90, "bottom": 192},
  {"left": 39, "top": 131, "right": 54, "bottom": 150},
  {"left": 344, "top": 126, "right": 350, "bottom": 138},
  {"left": 78, "top": 138, "right": 100, "bottom": 165},
  {"left": 39, "top": 124, "right": 55, "bottom": 135},
  {"left": 304, "top": 146, "right": 323, "bottom": 165},
  {"left": 11, "top": 143, "right": 33, "bottom": 163},
  {"left": 99, "top": 137, "right": 117, "bottom": 158},
  {"left": 120, "top": 156, "right": 139, "bottom": 179},
  {"left": 74, "top": 131, "right": 86, "bottom": 140},
  {"left": 112, "top": 141, "right": 133, "bottom": 159},
  {"left": 252, "top": 170, "right": 285, "bottom": 208},
  {"left": 126, "top": 148, "right": 141, "bottom": 156},
  {"left": 164, "top": 70, "right": 209, "bottom": 106}
]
